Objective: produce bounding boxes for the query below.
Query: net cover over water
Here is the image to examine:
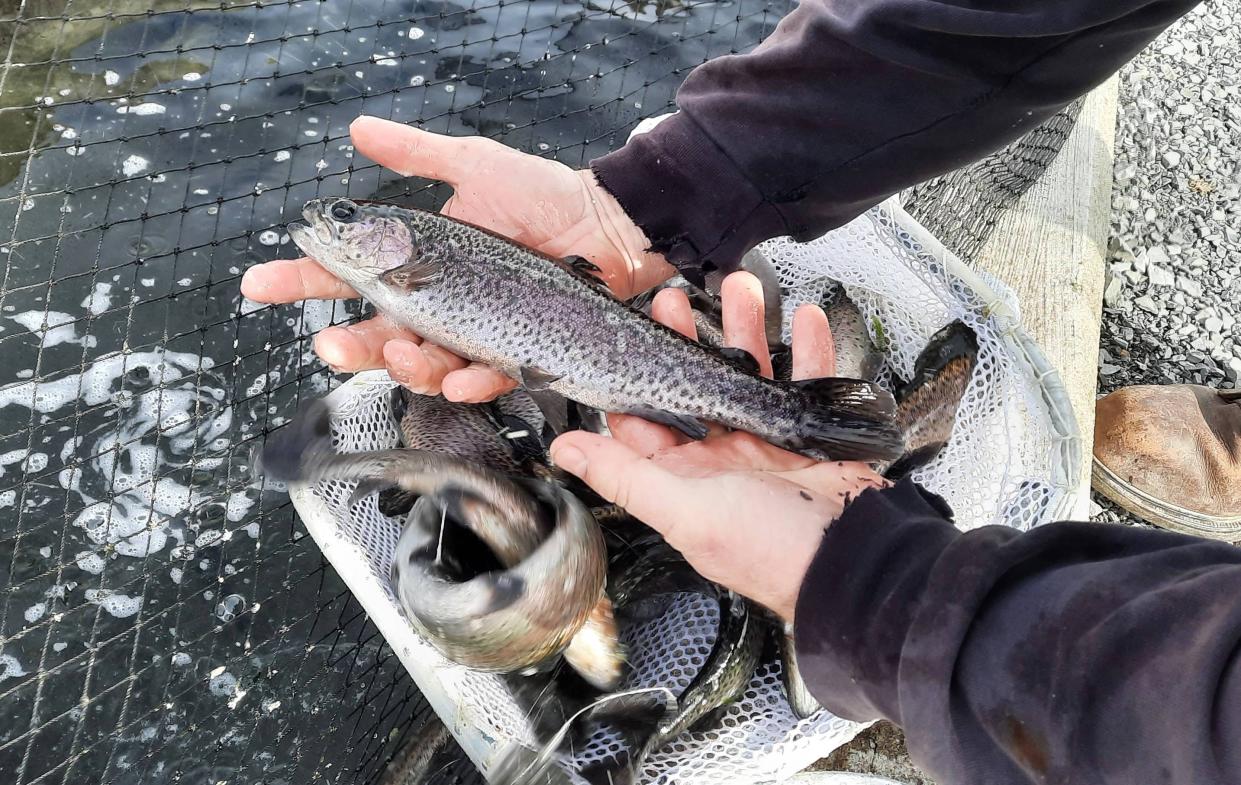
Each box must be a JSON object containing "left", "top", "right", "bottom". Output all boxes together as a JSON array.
[{"left": 0, "top": 1, "right": 790, "bottom": 783}]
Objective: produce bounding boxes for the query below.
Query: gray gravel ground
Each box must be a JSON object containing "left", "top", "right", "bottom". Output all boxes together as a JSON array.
[
  {"left": 832, "top": 0, "right": 1241, "bottom": 777},
  {"left": 1093, "top": 0, "right": 1240, "bottom": 525}
]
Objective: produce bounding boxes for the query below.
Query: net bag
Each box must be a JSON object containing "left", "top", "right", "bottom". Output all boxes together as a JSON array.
[{"left": 285, "top": 196, "right": 1081, "bottom": 784}]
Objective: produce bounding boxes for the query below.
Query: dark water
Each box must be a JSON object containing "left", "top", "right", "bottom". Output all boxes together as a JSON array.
[{"left": 0, "top": 1, "right": 787, "bottom": 783}]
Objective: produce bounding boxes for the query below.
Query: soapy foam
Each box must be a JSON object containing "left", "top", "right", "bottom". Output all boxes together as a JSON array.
[
  {"left": 8, "top": 311, "right": 97, "bottom": 349},
  {"left": 84, "top": 589, "right": 144, "bottom": 618}
]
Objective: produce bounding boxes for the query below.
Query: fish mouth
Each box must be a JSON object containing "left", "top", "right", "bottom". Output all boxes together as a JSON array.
[{"left": 300, "top": 199, "right": 336, "bottom": 244}]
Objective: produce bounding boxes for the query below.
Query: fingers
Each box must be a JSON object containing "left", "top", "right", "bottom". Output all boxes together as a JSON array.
[
  {"left": 314, "top": 316, "right": 420, "bottom": 372},
  {"left": 384, "top": 340, "right": 469, "bottom": 395},
  {"left": 350, "top": 116, "right": 498, "bottom": 184},
  {"left": 720, "top": 272, "right": 773, "bottom": 377},
  {"left": 241, "top": 258, "right": 359, "bottom": 303},
  {"left": 550, "top": 432, "right": 694, "bottom": 532},
  {"left": 441, "top": 363, "right": 517, "bottom": 403},
  {"left": 791, "top": 303, "right": 836, "bottom": 380},
  {"left": 650, "top": 288, "right": 698, "bottom": 341},
  {"left": 605, "top": 412, "right": 681, "bottom": 456}
]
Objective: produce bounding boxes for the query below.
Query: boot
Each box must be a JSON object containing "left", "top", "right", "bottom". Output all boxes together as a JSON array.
[{"left": 1092, "top": 385, "right": 1241, "bottom": 541}]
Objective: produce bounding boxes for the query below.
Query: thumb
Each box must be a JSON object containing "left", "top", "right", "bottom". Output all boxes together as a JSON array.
[{"left": 550, "top": 432, "right": 695, "bottom": 539}]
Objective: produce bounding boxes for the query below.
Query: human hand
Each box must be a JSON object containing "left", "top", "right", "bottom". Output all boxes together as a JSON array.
[
  {"left": 240, "top": 116, "right": 675, "bottom": 402},
  {"left": 549, "top": 272, "right": 890, "bottom": 622}
]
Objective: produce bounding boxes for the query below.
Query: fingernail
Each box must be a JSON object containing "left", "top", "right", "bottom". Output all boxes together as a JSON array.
[{"left": 552, "top": 444, "right": 587, "bottom": 475}]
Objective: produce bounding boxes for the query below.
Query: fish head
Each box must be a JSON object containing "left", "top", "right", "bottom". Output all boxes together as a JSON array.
[{"left": 288, "top": 198, "right": 416, "bottom": 287}]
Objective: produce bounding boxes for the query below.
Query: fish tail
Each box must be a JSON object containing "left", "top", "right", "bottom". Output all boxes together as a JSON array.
[
  {"left": 255, "top": 399, "right": 417, "bottom": 487},
  {"left": 792, "top": 378, "right": 905, "bottom": 462},
  {"left": 254, "top": 399, "right": 334, "bottom": 482}
]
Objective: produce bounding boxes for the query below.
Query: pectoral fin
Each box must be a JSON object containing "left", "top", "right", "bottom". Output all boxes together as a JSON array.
[
  {"left": 519, "top": 366, "right": 563, "bottom": 391},
  {"left": 379, "top": 256, "right": 443, "bottom": 290},
  {"left": 716, "top": 346, "right": 762, "bottom": 376}
]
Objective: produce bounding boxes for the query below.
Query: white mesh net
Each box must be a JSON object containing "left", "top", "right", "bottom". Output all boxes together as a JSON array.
[{"left": 286, "top": 198, "right": 1080, "bottom": 784}]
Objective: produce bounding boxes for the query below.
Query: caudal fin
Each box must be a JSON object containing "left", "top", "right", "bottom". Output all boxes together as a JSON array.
[
  {"left": 253, "top": 399, "right": 334, "bottom": 482},
  {"left": 793, "top": 378, "right": 904, "bottom": 462}
]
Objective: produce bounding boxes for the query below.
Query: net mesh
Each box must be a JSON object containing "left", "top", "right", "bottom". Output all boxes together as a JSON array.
[
  {"left": 292, "top": 195, "right": 1077, "bottom": 784},
  {"left": 0, "top": 0, "right": 1084, "bottom": 782}
]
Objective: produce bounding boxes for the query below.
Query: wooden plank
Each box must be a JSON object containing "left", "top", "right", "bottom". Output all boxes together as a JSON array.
[{"left": 971, "top": 77, "right": 1119, "bottom": 517}]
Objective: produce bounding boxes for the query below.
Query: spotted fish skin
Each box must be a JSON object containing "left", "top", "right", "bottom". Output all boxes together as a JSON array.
[{"left": 287, "top": 199, "right": 904, "bottom": 462}]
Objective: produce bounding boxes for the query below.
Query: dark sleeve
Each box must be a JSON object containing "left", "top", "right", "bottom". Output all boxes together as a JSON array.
[
  {"left": 793, "top": 480, "right": 1241, "bottom": 784},
  {"left": 591, "top": 0, "right": 1200, "bottom": 282}
]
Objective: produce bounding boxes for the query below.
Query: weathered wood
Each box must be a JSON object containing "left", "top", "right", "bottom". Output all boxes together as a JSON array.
[{"left": 972, "top": 78, "right": 1119, "bottom": 517}]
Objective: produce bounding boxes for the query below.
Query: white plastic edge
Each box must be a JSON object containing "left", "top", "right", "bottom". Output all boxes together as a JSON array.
[
  {"left": 287, "top": 371, "right": 520, "bottom": 777},
  {"left": 885, "top": 199, "right": 1083, "bottom": 522}
]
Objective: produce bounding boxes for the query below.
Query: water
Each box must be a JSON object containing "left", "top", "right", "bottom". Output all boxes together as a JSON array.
[{"left": 0, "top": 0, "right": 787, "bottom": 783}]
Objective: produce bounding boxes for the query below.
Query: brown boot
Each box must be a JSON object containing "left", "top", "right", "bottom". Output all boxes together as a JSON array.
[{"left": 1092, "top": 385, "right": 1241, "bottom": 540}]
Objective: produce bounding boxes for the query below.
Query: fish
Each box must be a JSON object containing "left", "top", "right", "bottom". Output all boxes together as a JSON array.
[
  {"left": 257, "top": 401, "right": 622, "bottom": 686},
  {"left": 378, "top": 715, "right": 454, "bottom": 785},
  {"left": 287, "top": 198, "right": 903, "bottom": 462},
  {"left": 634, "top": 246, "right": 787, "bottom": 357},
  {"left": 376, "top": 386, "right": 551, "bottom": 517},
  {"left": 822, "top": 290, "right": 884, "bottom": 382},
  {"left": 778, "top": 627, "right": 821, "bottom": 720},
  {"left": 392, "top": 385, "right": 550, "bottom": 474},
  {"left": 884, "top": 320, "right": 979, "bottom": 480},
  {"left": 574, "top": 519, "right": 767, "bottom": 785}
]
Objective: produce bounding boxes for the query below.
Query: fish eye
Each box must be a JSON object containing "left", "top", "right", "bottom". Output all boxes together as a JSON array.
[{"left": 330, "top": 200, "right": 358, "bottom": 222}]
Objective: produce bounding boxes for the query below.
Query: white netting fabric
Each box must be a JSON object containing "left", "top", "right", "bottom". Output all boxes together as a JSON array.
[{"left": 289, "top": 199, "right": 1080, "bottom": 784}]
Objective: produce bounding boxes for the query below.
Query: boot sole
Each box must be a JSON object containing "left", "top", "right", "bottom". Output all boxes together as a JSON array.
[{"left": 1091, "top": 457, "right": 1241, "bottom": 542}]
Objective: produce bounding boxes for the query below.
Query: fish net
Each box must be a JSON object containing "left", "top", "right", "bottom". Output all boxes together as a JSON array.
[
  {"left": 0, "top": 1, "right": 1082, "bottom": 784},
  {"left": 288, "top": 190, "right": 1081, "bottom": 784}
]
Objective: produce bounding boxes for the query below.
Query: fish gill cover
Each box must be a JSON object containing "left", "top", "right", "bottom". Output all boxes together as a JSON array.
[{"left": 0, "top": 0, "right": 789, "bottom": 783}]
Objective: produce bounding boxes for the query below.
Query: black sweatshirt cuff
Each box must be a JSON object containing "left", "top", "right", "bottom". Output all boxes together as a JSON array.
[
  {"left": 793, "top": 479, "right": 959, "bottom": 725},
  {"left": 589, "top": 111, "right": 788, "bottom": 285}
]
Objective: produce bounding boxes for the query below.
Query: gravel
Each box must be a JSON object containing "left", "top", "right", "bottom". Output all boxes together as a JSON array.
[{"left": 1093, "top": 0, "right": 1240, "bottom": 526}]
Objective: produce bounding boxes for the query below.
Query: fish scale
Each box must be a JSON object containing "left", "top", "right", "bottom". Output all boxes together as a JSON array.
[{"left": 287, "top": 199, "right": 905, "bottom": 461}]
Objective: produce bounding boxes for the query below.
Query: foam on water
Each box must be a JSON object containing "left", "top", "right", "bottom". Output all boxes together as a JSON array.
[
  {"left": 8, "top": 311, "right": 97, "bottom": 349},
  {"left": 116, "top": 103, "right": 166, "bottom": 115},
  {"left": 0, "top": 655, "right": 28, "bottom": 681},
  {"left": 121, "top": 155, "right": 148, "bottom": 176},
  {"left": 225, "top": 492, "right": 255, "bottom": 522},
  {"left": 209, "top": 670, "right": 239, "bottom": 697},
  {"left": 24, "top": 603, "right": 47, "bottom": 623},
  {"left": 0, "top": 350, "right": 211, "bottom": 412},
  {"left": 75, "top": 551, "right": 106, "bottom": 574},
  {"left": 84, "top": 589, "right": 144, "bottom": 618},
  {"left": 81, "top": 283, "right": 113, "bottom": 316},
  {"left": 0, "top": 350, "right": 233, "bottom": 572}
]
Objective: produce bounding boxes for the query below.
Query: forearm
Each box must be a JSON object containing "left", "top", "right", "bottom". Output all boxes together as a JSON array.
[
  {"left": 795, "top": 480, "right": 1241, "bottom": 784},
  {"left": 593, "top": 0, "right": 1200, "bottom": 282}
]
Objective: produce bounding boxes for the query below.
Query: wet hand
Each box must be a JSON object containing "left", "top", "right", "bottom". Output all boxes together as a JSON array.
[
  {"left": 240, "top": 116, "right": 674, "bottom": 402},
  {"left": 549, "top": 272, "right": 889, "bottom": 622}
]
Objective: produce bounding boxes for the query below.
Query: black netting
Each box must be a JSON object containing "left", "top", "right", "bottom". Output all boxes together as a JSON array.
[{"left": 0, "top": 1, "right": 787, "bottom": 783}]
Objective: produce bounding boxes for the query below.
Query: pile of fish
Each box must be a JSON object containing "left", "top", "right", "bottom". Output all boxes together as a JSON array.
[{"left": 258, "top": 199, "right": 980, "bottom": 784}]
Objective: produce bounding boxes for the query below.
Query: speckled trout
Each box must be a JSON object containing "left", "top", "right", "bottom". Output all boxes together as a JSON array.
[{"left": 287, "top": 198, "right": 903, "bottom": 461}]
